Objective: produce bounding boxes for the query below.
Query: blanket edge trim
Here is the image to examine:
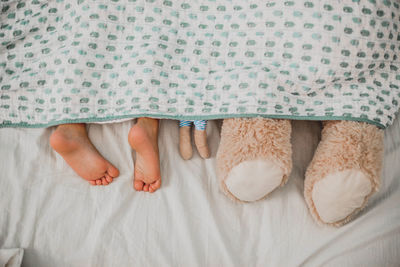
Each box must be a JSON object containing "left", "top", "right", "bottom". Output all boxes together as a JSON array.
[{"left": 0, "top": 114, "right": 386, "bottom": 129}]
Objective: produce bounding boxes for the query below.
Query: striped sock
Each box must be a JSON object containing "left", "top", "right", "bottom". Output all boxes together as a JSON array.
[
  {"left": 179, "top": 120, "right": 193, "bottom": 127},
  {"left": 194, "top": 120, "right": 207, "bottom": 131}
]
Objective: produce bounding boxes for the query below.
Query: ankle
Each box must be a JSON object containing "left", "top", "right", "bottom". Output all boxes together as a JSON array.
[
  {"left": 50, "top": 129, "right": 72, "bottom": 153},
  {"left": 50, "top": 124, "right": 86, "bottom": 152},
  {"left": 138, "top": 118, "right": 159, "bottom": 136},
  {"left": 138, "top": 118, "right": 159, "bottom": 130}
]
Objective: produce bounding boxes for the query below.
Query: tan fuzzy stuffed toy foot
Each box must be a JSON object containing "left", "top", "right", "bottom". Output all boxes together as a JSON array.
[
  {"left": 304, "top": 121, "right": 384, "bottom": 226},
  {"left": 216, "top": 118, "right": 292, "bottom": 202}
]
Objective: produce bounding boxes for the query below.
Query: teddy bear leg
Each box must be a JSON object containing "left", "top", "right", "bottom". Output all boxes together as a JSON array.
[
  {"left": 216, "top": 118, "right": 292, "bottom": 202},
  {"left": 304, "top": 121, "right": 384, "bottom": 226}
]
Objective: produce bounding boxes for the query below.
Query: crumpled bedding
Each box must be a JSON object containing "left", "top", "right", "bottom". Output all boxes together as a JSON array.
[
  {"left": 0, "top": 248, "right": 24, "bottom": 267},
  {"left": 0, "top": 117, "right": 400, "bottom": 266},
  {"left": 1, "top": 0, "right": 400, "bottom": 128}
]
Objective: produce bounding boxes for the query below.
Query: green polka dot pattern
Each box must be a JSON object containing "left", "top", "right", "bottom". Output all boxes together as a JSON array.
[{"left": 0, "top": 0, "right": 399, "bottom": 128}]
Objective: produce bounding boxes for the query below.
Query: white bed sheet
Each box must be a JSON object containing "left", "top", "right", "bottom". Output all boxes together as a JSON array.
[{"left": 0, "top": 118, "right": 399, "bottom": 267}]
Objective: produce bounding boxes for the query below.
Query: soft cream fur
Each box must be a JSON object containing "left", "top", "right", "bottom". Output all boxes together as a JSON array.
[
  {"left": 216, "top": 118, "right": 292, "bottom": 201},
  {"left": 217, "top": 118, "right": 383, "bottom": 226},
  {"left": 311, "top": 169, "right": 372, "bottom": 224},
  {"left": 225, "top": 159, "right": 285, "bottom": 202}
]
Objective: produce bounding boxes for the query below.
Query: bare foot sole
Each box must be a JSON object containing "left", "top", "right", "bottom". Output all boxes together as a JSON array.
[
  {"left": 50, "top": 123, "right": 120, "bottom": 185},
  {"left": 128, "top": 118, "right": 161, "bottom": 193}
]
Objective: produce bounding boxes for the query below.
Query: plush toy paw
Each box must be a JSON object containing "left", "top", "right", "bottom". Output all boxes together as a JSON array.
[
  {"left": 224, "top": 159, "right": 285, "bottom": 202},
  {"left": 216, "top": 118, "right": 292, "bottom": 202},
  {"left": 304, "top": 121, "right": 384, "bottom": 226}
]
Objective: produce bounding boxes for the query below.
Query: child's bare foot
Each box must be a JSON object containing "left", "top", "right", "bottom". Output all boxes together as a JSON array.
[
  {"left": 50, "top": 123, "right": 120, "bottom": 185},
  {"left": 128, "top": 118, "right": 161, "bottom": 193}
]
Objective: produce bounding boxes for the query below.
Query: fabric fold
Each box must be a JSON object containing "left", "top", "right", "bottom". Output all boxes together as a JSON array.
[{"left": 0, "top": 0, "right": 399, "bottom": 128}]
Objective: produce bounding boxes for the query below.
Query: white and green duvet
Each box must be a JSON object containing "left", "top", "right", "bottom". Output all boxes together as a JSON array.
[{"left": 1, "top": 0, "right": 399, "bottom": 128}]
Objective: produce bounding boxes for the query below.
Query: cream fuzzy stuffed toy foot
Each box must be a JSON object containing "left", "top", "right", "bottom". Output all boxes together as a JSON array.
[
  {"left": 216, "top": 118, "right": 384, "bottom": 226},
  {"left": 304, "top": 120, "right": 383, "bottom": 226},
  {"left": 216, "top": 118, "right": 292, "bottom": 202}
]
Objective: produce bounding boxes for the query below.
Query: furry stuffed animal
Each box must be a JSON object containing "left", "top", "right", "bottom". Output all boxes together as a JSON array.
[
  {"left": 216, "top": 118, "right": 383, "bottom": 227},
  {"left": 173, "top": 1, "right": 394, "bottom": 227}
]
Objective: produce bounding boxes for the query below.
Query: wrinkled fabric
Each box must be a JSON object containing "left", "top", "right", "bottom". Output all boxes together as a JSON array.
[
  {"left": 1, "top": 0, "right": 399, "bottom": 128},
  {"left": 0, "top": 118, "right": 400, "bottom": 266},
  {"left": 0, "top": 249, "right": 24, "bottom": 267}
]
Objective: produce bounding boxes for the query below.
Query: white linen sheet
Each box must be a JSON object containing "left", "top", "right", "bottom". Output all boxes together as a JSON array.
[
  {"left": 0, "top": 118, "right": 399, "bottom": 267},
  {"left": 0, "top": 248, "right": 24, "bottom": 267}
]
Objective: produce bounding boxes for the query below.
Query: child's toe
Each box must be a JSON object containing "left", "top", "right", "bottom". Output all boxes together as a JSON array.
[
  {"left": 143, "top": 184, "right": 150, "bottom": 192},
  {"left": 101, "top": 177, "right": 109, "bottom": 185},
  {"left": 105, "top": 173, "right": 113, "bottom": 183},
  {"left": 134, "top": 180, "right": 144, "bottom": 191},
  {"left": 149, "top": 179, "right": 161, "bottom": 193}
]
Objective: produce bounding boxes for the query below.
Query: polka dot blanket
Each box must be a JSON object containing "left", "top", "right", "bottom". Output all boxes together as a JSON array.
[{"left": 1, "top": 0, "right": 399, "bottom": 128}]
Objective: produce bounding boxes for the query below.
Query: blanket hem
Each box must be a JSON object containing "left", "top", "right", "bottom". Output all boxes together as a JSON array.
[{"left": 0, "top": 114, "right": 385, "bottom": 129}]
